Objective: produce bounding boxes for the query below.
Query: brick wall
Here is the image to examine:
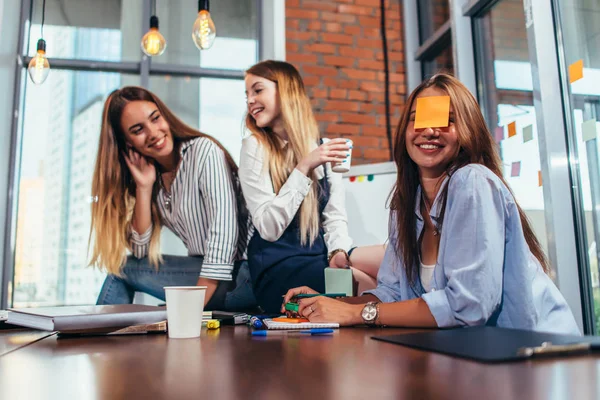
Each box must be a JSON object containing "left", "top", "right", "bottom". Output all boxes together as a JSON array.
[
  {"left": 285, "top": 0, "right": 405, "bottom": 165},
  {"left": 490, "top": 0, "right": 529, "bottom": 62}
]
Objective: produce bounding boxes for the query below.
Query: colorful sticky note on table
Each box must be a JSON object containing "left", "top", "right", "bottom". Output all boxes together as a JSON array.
[
  {"left": 494, "top": 126, "right": 504, "bottom": 143},
  {"left": 582, "top": 119, "right": 597, "bottom": 142},
  {"left": 507, "top": 122, "right": 517, "bottom": 138},
  {"left": 510, "top": 161, "right": 521, "bottom": 177},
  {"left": 523, "top": 125, "right": 533, "bottom": 142},
  {"left": 569, "top": 59, "right": 584, "bottom": 84},
  {"left": 538, "top": 170, "right": 543, "bottom": 187},
  {"left": 414, "top": 96, "right": 451, "bottom": 129}
]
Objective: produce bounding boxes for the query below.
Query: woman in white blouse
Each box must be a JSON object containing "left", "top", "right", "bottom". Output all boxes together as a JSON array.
[
  {"left": 89, "top": 86, "right": 255, "bottom": 310},
  {"left": 240, "top": 60, "right": 382, "bottom": 313}
]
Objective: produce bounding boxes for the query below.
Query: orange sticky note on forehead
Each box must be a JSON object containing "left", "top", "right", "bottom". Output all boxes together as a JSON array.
[
  {"left": 414, "top": 96, "right": 451, "bottom": 129},
  {"left": 569, "top": 60, "right": 583, "bottom": 84}
]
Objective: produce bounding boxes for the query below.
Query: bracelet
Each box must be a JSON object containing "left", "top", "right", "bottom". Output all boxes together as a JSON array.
[{"left": 327, "top": 248, "right": 349, "bottom": 265}]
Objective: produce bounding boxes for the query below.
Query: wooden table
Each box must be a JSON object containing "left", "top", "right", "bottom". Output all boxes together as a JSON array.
[
  {"left": 1, "top": 326, "right": 599, "bottom": 399},
  {"left": 0, "top": 328, "right": 54, "bottom": 358}
]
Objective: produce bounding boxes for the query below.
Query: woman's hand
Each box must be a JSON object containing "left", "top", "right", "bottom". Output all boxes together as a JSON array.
[
  {"left": 296, "top": 138, "right": 350, "bottom": 176},
  {"left": 281, "top": 286, "right": 319, "bottom": 313},
  {"left": 123, "top": 148, "right": 156, "bottom": 191},
  {"left": 329, "top": 251, "right": 350, "bottom": 268},
  {"left": 297, "top": 296, "right": 363, "bottom": 326}
]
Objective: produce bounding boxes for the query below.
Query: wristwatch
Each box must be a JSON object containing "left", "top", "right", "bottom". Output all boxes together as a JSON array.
[{"left": 361, "top": 301, "right": 379, "bottom": 326}]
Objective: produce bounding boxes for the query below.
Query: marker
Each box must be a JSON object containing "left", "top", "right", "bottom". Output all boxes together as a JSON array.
[
  {"left": 249, "top": 316, "right": 264, "bottom": 329},
  {"left": 251, "top": 329, "right": 334, "bottom": 337}
]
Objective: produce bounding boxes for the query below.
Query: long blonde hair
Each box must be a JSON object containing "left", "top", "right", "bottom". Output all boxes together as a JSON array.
[
  {"left": 89, "top": 86, "right": 243, "bottom": 275},
  {"left": 390, "top": 74, "right": 549, "bottom": 284},
  {"left": 245, "top": 60, "right": 321, "bottom": 246}
]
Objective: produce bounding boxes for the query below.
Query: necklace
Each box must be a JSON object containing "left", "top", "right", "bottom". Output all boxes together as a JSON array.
[
  {"left": 422, "top": 194, "right": 439, "bottom": 236},
  {"left": 159, "top": 175, "right": 173, "bottom": 212}
]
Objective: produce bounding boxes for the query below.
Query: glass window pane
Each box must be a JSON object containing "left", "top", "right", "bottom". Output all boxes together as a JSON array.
[
  {"left": 557, "top": 0, "right": 600, "bottom": 331},
  {"left": 422, "top": 43, "right": 454, "bottom": 78},
  {"left": 14, "top": 71, "right": 137, "bottom": 307},
  {"left": 26, "top": 0, "right": 144, "bottom": 62},
  {"left": 473, "top": 0, "right": 550, "bottom": 267},
  {"left": 153, "top": 0, "right": 258, "bottom": 70},
  {"left": 418, "top": 0, "right": 450, "bottom": 43},
  {"left": 149, "top": 76, "right": 247, "bottom": 164}
]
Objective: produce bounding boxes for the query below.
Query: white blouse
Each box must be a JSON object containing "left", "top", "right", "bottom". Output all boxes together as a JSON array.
[{"left": 238, "top": 134, "right": 353, "bottom": 253}]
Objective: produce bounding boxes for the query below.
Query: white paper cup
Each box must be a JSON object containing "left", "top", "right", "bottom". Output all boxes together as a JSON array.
[
  {"left": 322, "top": 138, "right": 353, "bottom": 173},
  {"left": 164, "top": 286, "right": 207, "bottom": 339}
]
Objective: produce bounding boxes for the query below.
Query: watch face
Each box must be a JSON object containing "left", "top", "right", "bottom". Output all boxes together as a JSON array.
[{"left": 362, "top": 304, "right": 377, "bottom": 321}]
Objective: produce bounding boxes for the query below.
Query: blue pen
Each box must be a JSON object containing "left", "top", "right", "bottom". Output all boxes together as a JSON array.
[
  {"left": 249, "top": 316, "right": 264, "bottom": 329},
  {"left": 251, "top": 329, "right": 334, "bottom": 336}
]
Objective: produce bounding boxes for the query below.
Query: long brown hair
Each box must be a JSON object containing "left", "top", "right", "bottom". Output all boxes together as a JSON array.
[
  {"left": 89, "top": 86, "right": 245, "bottom": 275},
  {"left": 245, "top": 60, "right": 321, "bottom": 246},
  {"left": 389, "top": 74, "right": 549, "bottom": 284}
]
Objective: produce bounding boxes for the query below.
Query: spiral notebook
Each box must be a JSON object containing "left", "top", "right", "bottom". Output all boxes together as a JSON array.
[{"left": 263, "top": 318, "right": 339, "bottom": 330}]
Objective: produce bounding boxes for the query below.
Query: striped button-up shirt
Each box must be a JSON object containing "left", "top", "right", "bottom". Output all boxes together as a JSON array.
[{"left": 130, "top": 137, "right": 247, "bottom": 281}]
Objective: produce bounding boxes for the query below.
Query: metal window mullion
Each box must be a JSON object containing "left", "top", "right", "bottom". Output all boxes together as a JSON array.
[
  {"left": 403, "top": 0, "right": 422, "bottom": 91},
  {"left": 415, "top": 20, "right": 451, "bottom": 62},
  {"left": 451, "top": 0, "right": 476, "bottom": 95},
  {"left": 526, "top": 0, "right": 589, "bottom": 333},
  {"left": 1, "top": 0, "right": 30, "bottom": 310},
  {"left": 462, "top": 0, "right": 501, "bottom": 17},
  {"left": 20, "top": 56, "right": 141, "bottom": 74},
  {"left": 149, "top": 63, "right": 245, "bottom": 80},
  {"left": 141, "top": 0, "right": 151, "bottom": 88}
]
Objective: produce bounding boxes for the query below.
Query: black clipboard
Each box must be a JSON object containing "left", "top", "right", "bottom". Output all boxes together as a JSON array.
[{"left": 372, "top": 326, "right": 600, "bottom": 363}]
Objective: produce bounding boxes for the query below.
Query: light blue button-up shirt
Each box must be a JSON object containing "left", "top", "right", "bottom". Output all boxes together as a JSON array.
[{"left": 365, "top": 164, "right": 580, "bottom": 335}]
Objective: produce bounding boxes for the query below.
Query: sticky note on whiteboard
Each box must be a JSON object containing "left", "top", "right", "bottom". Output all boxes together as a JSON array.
[
  {"left": 569, "top": 60, "right": 584, "bottom": 84},
  {"left": 523, "top": 125, "right": 534, "bottom": 142},
  {"left": 510, "top": 161, "right": 521, "bottom": 177},
  {"left": 508, "top": 122, "right": 517, "bottom": 138},
  {"left": 582, "top": 119, "right": 597, "bottom": 142}
]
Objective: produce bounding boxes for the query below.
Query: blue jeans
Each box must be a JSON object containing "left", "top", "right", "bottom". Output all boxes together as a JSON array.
[{"left": 96, "top": 255, "right": 257, "bottom": 311}]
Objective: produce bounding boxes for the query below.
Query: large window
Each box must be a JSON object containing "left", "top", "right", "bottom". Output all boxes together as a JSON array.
[
  {"left": 415, "top": 0, "right": 453, "bottom": 79},
  {"left": 556, "top": 0, "right": 600, "bottom": 332},
  {"left": 8, "top": 0, "right": 259, "bottom": 307},
  {"left": 472, "top": 0, "right": 549, "bottom": 262}
]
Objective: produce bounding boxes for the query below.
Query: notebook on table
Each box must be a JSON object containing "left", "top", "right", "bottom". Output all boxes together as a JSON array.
[
  {"left": 372, "top": 326, "right": 600, "bottom": 363},
  {"left": 263, "top": 317, "right": 339, "bottom": 330},
  {"left": 7, "top": 304, "right": 167, "bottom": 332}
]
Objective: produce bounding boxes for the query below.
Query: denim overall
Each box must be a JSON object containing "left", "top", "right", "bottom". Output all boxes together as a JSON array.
[{"left": 248, "top": 170, "right": 330, "bottom": 313}]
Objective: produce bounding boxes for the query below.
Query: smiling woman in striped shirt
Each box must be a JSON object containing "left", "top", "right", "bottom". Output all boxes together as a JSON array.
[{"left": 89, "top": 86, "right": 255, "bottom": 310}]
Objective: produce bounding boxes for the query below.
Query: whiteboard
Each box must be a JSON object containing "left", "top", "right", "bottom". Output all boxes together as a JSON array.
[{"left": 343, "top": 162, "right": 397, "bottom": 246}]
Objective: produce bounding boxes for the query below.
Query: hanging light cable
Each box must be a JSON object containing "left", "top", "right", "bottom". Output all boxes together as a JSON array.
[
  {"left": 28, "top": 0, "right": 50, "bottom": 85},
  {"left": 141, "top": 0, "right": 167, "bottom": 56},
  {"left": 192, "top": 0, "right": 216, "bottom": 50}
]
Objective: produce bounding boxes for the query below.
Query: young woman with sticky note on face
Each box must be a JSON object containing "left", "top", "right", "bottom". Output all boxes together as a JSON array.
[{"left": 282, "top": 74, "right": 580, "bottom": 336}]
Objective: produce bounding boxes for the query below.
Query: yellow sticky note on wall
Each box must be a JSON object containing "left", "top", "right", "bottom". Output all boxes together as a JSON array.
[
  {"left": 569, "top": 60, "right": 584, "bottom": 83},
  {"left": 538, "top": 170, "right": 543, "bottom": 187},
  {"left": 507, "top": 122, "right": 517, "bottom": 138},
  {"left": 414, "top": 96, "right": 450, "bottom": 129}
]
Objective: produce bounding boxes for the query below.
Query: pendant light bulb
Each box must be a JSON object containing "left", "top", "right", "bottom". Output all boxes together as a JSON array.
[
  {"left": 141, "top": 16, "right": 167, "bottom": 56},
  {"left": 28, "top": 39, "right": 50, "bottom": 85},
  {"left": 192, "top": 0, "right": 216, "bottom": 50}
]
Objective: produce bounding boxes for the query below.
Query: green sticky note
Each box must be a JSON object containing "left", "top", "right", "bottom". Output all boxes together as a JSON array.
[
  {"left": 523, "top": 125, "right": 534, "bottom": 143},
  {"left": 582, "top": 119, "right": 597, "bottom": 142},
  {"left": 324, "top": 268, "right": 353, "bottom": 297}
]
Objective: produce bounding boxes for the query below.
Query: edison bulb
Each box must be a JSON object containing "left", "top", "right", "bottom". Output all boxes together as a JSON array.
[
  {"left": 192, "top": 10, "right": 216, "bottom": 50},
  {"left": 28, "top": 39, "right": 50, "bottom": 85},
  {"left": 141, "top": 28, "right": 167, "bottom": 56}
]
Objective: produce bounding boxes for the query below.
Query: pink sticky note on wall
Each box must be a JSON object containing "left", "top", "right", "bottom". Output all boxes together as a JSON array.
[{"left": 510, "top": 161, "right": 521, "bottom": 177}]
